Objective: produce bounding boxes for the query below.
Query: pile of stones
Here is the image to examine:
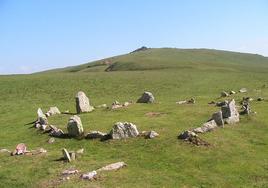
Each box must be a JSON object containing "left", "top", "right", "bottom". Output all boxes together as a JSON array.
[{"left": 178, "top": 99, "right": 240, "bottom": 145}]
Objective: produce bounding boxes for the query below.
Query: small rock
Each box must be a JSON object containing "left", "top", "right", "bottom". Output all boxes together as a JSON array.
[
  {"left": 144, "top": 130, "right": 159, "bottom": 139},
  {"left": 48, "top": 137, "right": 55, "bottom": 144},
  {"left": 112, "top": 101, "right": 120, "bottom": 105},
  {"left": 81, "top": 171, "right": 97, "bottom": 180},
  {"left": 123, "top": 101, "right": 131, "bottom": 107},
  {"left": 31, "top": 148, "right": 47, "bottom": 155},
  {"left": 76, "top": 148, "right": 84, "bottom": 154},
  {"left": 49, "top": 125, "right": 64, "bottom": 137},
  {"left": 215, "top": 100, "right": 228, "bottom": 107},
  {"left": 46, "top": 107, "right": 61, "bottom": 116},
  {"left": 69, "top": 152, "right": 76, "bottom": 161},
  {"left": 221, "top": 91, "right": 229, "bottom": 97},
  {"left": 257, "top": 97, "right": 264, "bottom": 101},
  {"left": 137, "top": 91, "right": 155, "bottom": 103},
  {"left": 239, "top": 88, "right": 247, "bottom": 93},
  {"left": 178, "top": 130, "right": 197, "bottom": 140},
  {"left": 97, "top": 162, "right": 127, "bottom": 172},
  {"left": 176, "top": 100, "right": 187, "bottom": 105},
  {"left": 111, "top": 104, "right": 123, "bottom": 109},
  {"left": 11, "top": 143, "right": 27, "bottom": 156},
  {"left": 187, "top": 98, "right": 195, "bottom": 104},
  {"left": 62, "top": 169, "right": 79, "bottom": 175},
  {"left": 241, "top": 102, "right": 251, "bottom": 115},
  {"left": 229, "top": 91, "right": 236, "bottom": 95},
  {"left": 96, "top": 104, "right": 107, "bottom": 108}
]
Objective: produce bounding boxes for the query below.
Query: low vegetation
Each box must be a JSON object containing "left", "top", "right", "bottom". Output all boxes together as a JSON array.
[{"left": 0, "top": 48, "right": 268, "bottom": 187}]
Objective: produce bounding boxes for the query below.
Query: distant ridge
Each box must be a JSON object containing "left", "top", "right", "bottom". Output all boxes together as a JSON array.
[{"left": 41, "top": 48, "right": 268, "bottom": 74}]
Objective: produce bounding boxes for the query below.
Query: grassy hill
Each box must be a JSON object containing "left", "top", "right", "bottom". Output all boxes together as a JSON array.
[
  {"left": 1, "top": 48, "right": 268, "bottom": 187},
  {"left": 47, "top": 48, "right": 268, "bottom": 73}
]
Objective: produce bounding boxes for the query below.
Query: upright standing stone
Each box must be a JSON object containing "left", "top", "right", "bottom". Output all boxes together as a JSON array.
[
  {"left": 75, "top": 91, "right": 94, "bottom": 113},
  {"left": 221, "top": 99, "right": 239, "bottom": 124},
  {"left": 37, "top": 108, "right": 48, "bottom": 125},
  {"left": 137, "top": 91, "right": 155, "bottom": 103},
  {"left": 212, "top": 111, "right": 224, "bottom": 127},
  {"left": 67, "top": 115, "right": 84, "bottom": 137}
]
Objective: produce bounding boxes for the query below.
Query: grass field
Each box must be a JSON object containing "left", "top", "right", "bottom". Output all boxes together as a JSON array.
[{"left": 0, "top": 48, "right": 268, "bottom": 187}]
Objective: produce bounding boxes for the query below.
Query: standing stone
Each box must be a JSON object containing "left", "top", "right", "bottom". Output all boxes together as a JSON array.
[
  {"left": 62, "top": 148, "right": 72, "bottom": 162},
  {"left": 37, "top": 108, "right": 48, "bottom": 125},
  {"left": 67, "top": 115, "right": 84, "bottom": 137},
  {"left": 212, "top": 111, "right": 224, "bottom": 127},
  {"left": 75, "top": 91, "right": 94, "bottom": 113},
  {"left": 221, "top": 99, "right": 240, "bottom": 124},
  {"left": 137, "top": 92, "right": 155, "bottom": 103},
  {"left": 110, "top": 122, "right": 139, "bottom": 139}
]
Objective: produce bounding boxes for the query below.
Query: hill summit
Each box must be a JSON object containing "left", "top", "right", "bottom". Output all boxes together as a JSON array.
[{"left": 45, "top": 48, "right": 268, "bottom": 73}]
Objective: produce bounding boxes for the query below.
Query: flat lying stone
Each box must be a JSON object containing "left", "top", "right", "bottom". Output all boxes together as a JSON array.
[
  {"left": 49, "top": 125, "right": 64, "bottom": 137},
  {"left": 62, "top": 169, "right": 79, "bottom": 175},
  {"left": 0, "top": 149, "right": 11, "bottom": 153},
  {"left": 85, "top": 131, "right": 107, "bottom": 139},
  {"left": 97, "top": 162, "right": 127, "bottom": 172},
  {"left": 193, "top": 120, "right": 217, "bottom": 133},
  {"left": 81, "top": 171, "right": 97, "bottom": 180},
  {"left": 239, "top": 88, "right": 247, "bottom": 93}
]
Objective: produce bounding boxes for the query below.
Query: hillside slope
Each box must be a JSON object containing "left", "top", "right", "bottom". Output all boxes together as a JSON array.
[{"left": 46, "top": 48, "right": 268, "bottom": 73}]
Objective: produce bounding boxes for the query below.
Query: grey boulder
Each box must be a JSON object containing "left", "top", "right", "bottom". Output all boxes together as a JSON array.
[
  {"left": 75, "top": 91, "right": 94, "bottom": 113},
  {"left": 137, "top": 92, "right": 155, "bottom": 103},
  {"left": 67, "top": 115, "right": 84, "bottom": 137},
  {"left": 110, "top": 122, "right": 139, "bottom": 139}
]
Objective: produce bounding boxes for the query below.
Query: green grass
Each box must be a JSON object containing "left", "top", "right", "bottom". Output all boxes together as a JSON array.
[{"left": 0, "top": 49, "right": 268, "bottom": 187}]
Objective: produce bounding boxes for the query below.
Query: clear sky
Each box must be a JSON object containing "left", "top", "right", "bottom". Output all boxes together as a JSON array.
[{"left": 0, "top": 0, "right": 267, "bottom": 74}]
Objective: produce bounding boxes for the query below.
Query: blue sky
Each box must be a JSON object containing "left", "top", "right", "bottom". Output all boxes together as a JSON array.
[{"left": 0, "top": 0, "right": 267, "bottom": 74}]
